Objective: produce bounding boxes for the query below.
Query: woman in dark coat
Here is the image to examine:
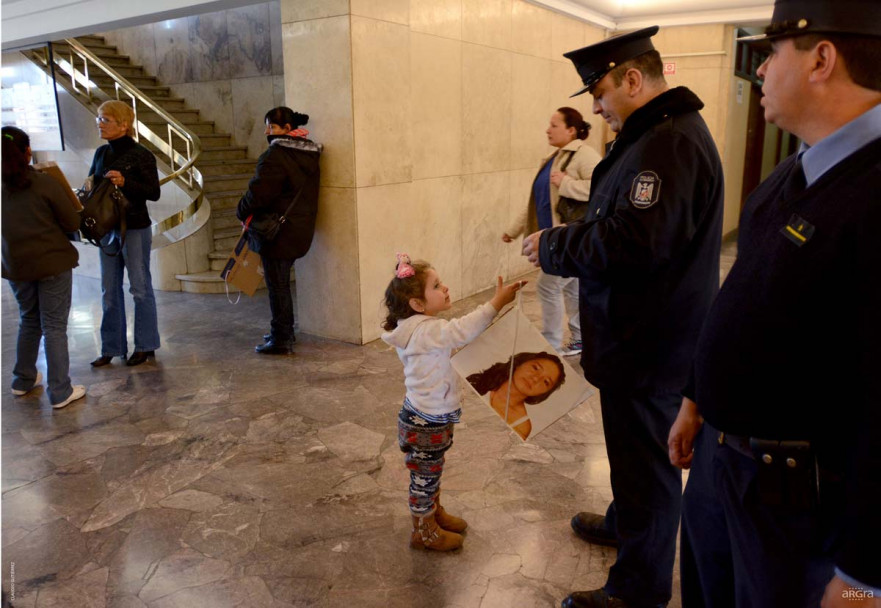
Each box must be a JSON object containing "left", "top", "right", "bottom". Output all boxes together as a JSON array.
[
  {"left": 88, "top": 100, "right": 161, "bottom": 368},
  {"left": 2, "top": 126, "right": 85, "bottom": 409},
  {"left": 237, "top": 107, "right": 322, "bottom": 354}
]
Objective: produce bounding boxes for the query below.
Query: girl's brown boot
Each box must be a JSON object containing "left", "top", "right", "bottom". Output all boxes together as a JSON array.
[
  {"left": 410, "top": 513, "right": 464, "bottom": 551},
  {"left": 435, "top": 502, "right": 468, "bottom": 533}
]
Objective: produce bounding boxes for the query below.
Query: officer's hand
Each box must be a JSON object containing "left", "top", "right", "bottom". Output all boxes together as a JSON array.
[
  {"left": 821, "top": 575, "right": 880, "bottom": 608},
  {"left": 668, "top": 397, "right": 703, "bottom": 469},
  {"left": 521, "top": 230, "right": 543, "bottom": 267}
]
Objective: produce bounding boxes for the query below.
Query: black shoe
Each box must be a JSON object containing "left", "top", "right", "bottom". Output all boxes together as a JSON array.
[
  {"left": 571, "top": 512, "right": 618, "bottom": 547},
  {"left": 562, "top": 589, "right": 636, "bottom": 608},
  {"left": 91, "top": 355, "right": 124, "bottom": 367},
  {"left": 255, "top": 339, "right": 293, "bottom": 355},
  {"left": 126, "top": 351, "right": 155, "bottom": 367}
]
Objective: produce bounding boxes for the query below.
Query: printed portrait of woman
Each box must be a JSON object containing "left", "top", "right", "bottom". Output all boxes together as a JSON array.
[{"left": 466, "top": 352, "right": 566, "bottom": 440}]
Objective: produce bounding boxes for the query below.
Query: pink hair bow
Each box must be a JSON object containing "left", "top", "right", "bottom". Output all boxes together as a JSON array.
[{"left": 395, "top": 253, "right": 415, "bottom": 279}]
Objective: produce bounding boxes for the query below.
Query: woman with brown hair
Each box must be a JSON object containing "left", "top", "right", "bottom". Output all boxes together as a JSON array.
[
  {"left": 2, "top": 126, "right": 85, "bottom": 409},
  {"left": 88, "top": 100, "right": 161, "bottom": 368},
  {"left": 503, "top": 107, "right": 601, "bottom": 357}
]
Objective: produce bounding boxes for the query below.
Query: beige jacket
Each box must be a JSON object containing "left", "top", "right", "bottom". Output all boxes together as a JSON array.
[{"left": 506, "top": 138, "right": 602, "bottom": 238}]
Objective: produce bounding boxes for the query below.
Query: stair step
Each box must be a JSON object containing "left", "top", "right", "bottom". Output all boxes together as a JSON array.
[
  {"left": 196, "top": 133, "right": 232, "bottom": 147},
  {"left": 213, "top": 226, "right": 243, "bottom": 240},
  {"left": 142, "top": 119, "right": 214, "bottom": 136},
  {"left": 205, "top": 190, "right": 243, "bottom": 210},
  {"left": 111, "top": 65, "right": 146, "bottom": 78},
  {"left": 212, "top": 213, "right": 242, "bottom": 230},
  {"left": 213, "top": 235, "right": 241, "bottom": 251},
  {"left": 76, "top": 35, "right": 106, "bottom": 45},
  {"left": 204, "top": 174, "right": 252, "bottom": 193},
  {"left": 196, "top": 159, "right": 256, "bottom": 176},
  {"left": 152, "top": 97, "right": 188, "bottom": 112},
  {"left": 140, "top": 108, "right": 202, "bottom": 123},
  {"left": 92, "top": 73, "right": 157, "bottom": 87},
  {"left": 199, "top": 146, "right": 250, "bottom": 161}
]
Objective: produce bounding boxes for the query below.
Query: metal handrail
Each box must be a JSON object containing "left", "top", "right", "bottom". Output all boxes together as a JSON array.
[{"left": 28, "top": 39, "right": 206, "bottom": 238}]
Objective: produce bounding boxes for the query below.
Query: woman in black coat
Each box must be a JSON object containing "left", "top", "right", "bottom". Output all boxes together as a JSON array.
[{"left": 237, "top": 107, "right": 322, "bottom": 354}]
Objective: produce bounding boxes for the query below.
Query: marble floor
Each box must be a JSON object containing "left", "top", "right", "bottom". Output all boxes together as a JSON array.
[{"left": 1, "top": 244, "right": 736, "bottom": 607}]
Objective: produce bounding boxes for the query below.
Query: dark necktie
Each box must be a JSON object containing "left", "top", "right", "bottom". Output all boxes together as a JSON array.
[{"left": 783, "top": 157, "right": 806, "bottom": 200}]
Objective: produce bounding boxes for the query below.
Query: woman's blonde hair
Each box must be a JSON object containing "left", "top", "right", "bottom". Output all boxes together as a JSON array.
[{"left": 97, "top": 100, "right": 136, "bottom": 138}]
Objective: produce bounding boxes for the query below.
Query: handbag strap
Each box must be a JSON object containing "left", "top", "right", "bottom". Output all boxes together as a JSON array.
[
  {"left": 558, "top": 149, "right": 576, "bottom": 173},
  {"left": 245, "top": 183, "right": 308, "bottom": 228}
]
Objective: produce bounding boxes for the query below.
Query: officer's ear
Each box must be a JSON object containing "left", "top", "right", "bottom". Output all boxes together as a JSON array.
[{"left": 623, "top": 67, "right": 644, "bottom": 96}]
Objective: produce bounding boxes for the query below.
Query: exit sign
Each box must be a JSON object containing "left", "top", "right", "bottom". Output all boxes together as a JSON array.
[{"left": 663, "top": 62, "right": 676, "bottom": 75}]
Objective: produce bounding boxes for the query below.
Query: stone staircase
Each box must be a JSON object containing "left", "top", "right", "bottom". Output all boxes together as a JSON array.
[{"left": 40, "top": 35, "right": 259, "bottom": 293}]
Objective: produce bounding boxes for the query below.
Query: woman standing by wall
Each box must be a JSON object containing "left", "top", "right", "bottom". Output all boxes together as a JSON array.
[
  {"left": 2, "top": 126, "right": 85, "bottom": 409},
  {"left": 503, "top": 107, "right": 601, "bottom": 356},
  {"left": 88, "top": 100, "right": 161, "bottom": 368},
  {"left": 237, "top": 107, "right": 322, "bottom": 355}
]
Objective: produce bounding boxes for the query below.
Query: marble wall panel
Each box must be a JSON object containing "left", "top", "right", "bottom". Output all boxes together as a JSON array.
[
  {"left": 356, "top": 176, "right": 464, "bottom": 342},
  {"left": 410, "top": 0, "right": 461, "bottom": 39},
  {"left": 228, "top": 3, "right": 274, "bottom": 79},
  {"left": 231, "top": 75, "right": 276, "bottom": 158},
  {"left": 583, "top": 22, "right": 606, "bottom": 47},
  {"left": 270, "top": 1, "right": 284, "bottom": 75},
  {"left": 296, "top": 187, "right": 361, "bottom": 342},
  {"left": 550, "top": 12, "right": 585, "bottom": 60},
  {"left": 188, "top": 12, "right": 230, "bottom": 82},
  {"left": 184, "top": 223, "right": 212, "bottom": 274},
  {"left": 272, "top": 75, "right": 286, "bottom": 108},
  {"left": 282, "top": 17, "right": 355, "bottom": 189},
  {"left": 351, "top": 16, "right": 411, "bottom": 187},
  {"left": 654, "top": 24, "right": 727, "bottom": 54},
  {"left": 351, "top": 0, "right": 409, "bottom": 25},
  {"left": 511, "top": 0, "right": 552, "bottom": 59},
  {"left": 462, "top": 0, "right": 512, "bottom": 50},
  {"left": 151, "top": 240, "right": 187, "bottom": 291},
  {"left": 280, "top": 0, "right": 350, "bottom": 23},
  {"left": 188, "top": 81, "right": 234, "bottom": 137},
  {"left": 510, "top": 54, "right": 552, "bottom": 171},
  {"left": 154, "top": 18, "right": 193, "bottom": 85},
  {"left": 410, "top": 33, "right": 462, "bottom": 180},
  {"left": 461, "top": 43, "right": 512, "bottom": 175},
  {"left": 461, "top": 171, "right": 509, "bottom": 297}
]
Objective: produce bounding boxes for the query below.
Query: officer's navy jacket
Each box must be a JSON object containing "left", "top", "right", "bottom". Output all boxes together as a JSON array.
[{"left": 539, "top": 86, "right": 724, "bottom": 393}]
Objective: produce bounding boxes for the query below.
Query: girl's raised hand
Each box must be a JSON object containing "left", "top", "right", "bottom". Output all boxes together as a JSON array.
[{"left": 490, "top": 276, "right": 527, "bottom": 311}]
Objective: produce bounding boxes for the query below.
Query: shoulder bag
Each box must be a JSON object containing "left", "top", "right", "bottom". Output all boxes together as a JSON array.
[
  {"left": 77, "top": 177, "right": 129, "bottom": 254},
  {"left": 555, "top": 150, "right": 589, "bottom": 224},
  {"left": 243, "top": 186, "right": 306, "bottom": 254}
]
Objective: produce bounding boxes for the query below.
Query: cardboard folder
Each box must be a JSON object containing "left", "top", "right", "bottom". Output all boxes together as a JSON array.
[
  {"left": 32, "top": 161, "right": 83, "bottom": 211},
  {"left": 220, "top": 233, "right": 264, "bottom": 297}
]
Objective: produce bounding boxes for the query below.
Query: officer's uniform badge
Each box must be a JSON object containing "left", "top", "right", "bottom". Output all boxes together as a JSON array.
[
  {"left": 630, "top": 171, "right": 661, "bottom": 209},
  {"left": 780, "top": 213, "right": 815, "bottom": 247}
]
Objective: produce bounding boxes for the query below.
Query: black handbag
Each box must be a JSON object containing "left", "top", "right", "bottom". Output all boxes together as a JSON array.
[
  {"left": 555, "top": 151, "right": 589, "bottom": 224},
  {"left": 77, "top": 178, "right": 129, "bottom": 254},
  {"left": 243, "top": 186, "right": 305, "bottom": 254}
]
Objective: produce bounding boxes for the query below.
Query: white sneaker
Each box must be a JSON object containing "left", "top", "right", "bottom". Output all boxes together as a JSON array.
[
  {"left": 11, "top": 371, "right": 42, "bottom": 395},
  {"left": 559, "top": 340, "right": 583, "bottom": 357},
  {"left": 53, "top": 385, "right": 86, "bottom": 409}
]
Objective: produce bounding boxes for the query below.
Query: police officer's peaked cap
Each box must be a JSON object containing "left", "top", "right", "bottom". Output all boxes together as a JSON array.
[
  {"left": 739, "top": 0, "right": 881, "bottom": 44},
  {"left": 563, "top": 25, "right": 660, "bottom": 98}
]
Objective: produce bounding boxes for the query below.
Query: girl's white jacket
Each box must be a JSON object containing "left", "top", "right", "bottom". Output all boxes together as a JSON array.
[{"left": 381, "top": 303, "right": 497, "bottom": 416}]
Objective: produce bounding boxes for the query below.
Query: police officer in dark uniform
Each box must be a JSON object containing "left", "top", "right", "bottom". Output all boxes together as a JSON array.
[
  {"left": 667, "top": 1, "right": 881, "bottom": 606},
  {"left": 522, "top": 27, "right": 724, "bottom": 608}
]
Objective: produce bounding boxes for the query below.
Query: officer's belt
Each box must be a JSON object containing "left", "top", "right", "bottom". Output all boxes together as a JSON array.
[{"left": 717, "top": 432, "right": 753, "bottom": 459}]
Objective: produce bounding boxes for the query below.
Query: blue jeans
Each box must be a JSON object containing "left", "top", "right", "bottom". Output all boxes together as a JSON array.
[
  {"left": 261, "top": 256, "right": 294, "bottom": 343},
  {"left": 99, "top": 227, "right": 160, "bottom": 356},
  {"left": 9, "top": 270, "right": 74, "bottom": 405}
]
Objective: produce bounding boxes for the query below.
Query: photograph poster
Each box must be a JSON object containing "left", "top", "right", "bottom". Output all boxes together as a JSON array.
[{"left": 452, "top": 307, "right": 594, "bottom": 442}]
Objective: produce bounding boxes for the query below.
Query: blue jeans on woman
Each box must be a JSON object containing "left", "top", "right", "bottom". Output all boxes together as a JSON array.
[
  {"left": 9, "top": 270, "right": 74, "bottom": 405},
  {"left": 99, "top": 227, "right": 160, "bottom": 357}
]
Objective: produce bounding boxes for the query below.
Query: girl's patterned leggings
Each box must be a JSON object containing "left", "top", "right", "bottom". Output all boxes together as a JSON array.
[{"left": 397, "top": 406, "right": 454, "bottom": 516}]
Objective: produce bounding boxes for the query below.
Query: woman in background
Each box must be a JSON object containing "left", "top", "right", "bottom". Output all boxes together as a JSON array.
[
  {"left": 237, "top": 106, "right": 322, "bottom": 355},
  {"left": 89, "top": 100, "right": 161, "bottom": 368},
  {"left": 2, "top": 126, "right": 85, "bottom": 409},
  {"left": 503, "top": 107, "right": 601, "bottom": 357}
]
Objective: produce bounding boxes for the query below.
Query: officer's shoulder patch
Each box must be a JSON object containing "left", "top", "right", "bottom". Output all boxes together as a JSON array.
[{"left": 629, "top": 171, "right": 661, "bottom": 209}]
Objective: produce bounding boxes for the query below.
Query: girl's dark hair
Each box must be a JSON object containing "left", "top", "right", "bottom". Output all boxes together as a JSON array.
[
  {"left": 382, "top": 260, "right": 432, "bottom": 331},
  {"left": 467, "top": 351, "right": 566, "bottom": 405},
  {"left": 556, "top": 106, "right": 591, "bottom": 140},
  {"left": 264, "top": 107, "right": 309, "bottom": 130},
  {"left": 2, "top": 126, "right": 32, "bottom": 192}
]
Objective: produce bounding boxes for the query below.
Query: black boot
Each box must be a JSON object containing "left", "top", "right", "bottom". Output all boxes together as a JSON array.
[
  {"left": 256, "top": 339, "right": 293, "bottom": 355},
  {"left": 126, "top": 351, "right": 155, "bottom": 367},
  {"left": 571, "top": 512, "right": 618, "bottom": 547}
]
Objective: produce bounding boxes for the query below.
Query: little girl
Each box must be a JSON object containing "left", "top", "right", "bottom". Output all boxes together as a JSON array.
[{"left": 382, "top": 253, "right": 524, "bottom": 551}]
